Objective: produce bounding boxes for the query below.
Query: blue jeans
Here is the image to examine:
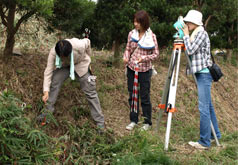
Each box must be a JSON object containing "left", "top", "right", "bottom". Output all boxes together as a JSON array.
[{"left": 195, "top": 73, "right": 221, "bottom": 147}]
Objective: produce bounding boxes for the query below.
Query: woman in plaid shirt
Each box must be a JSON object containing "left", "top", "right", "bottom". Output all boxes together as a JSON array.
[
  {"left": 182, "top": 10, "right": 221, "bottom": 149},
  {"left": 123, "top": 10, "right": 159, "bottom": 131}
]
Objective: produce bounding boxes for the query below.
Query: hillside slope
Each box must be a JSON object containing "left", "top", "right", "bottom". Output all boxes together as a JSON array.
[
  {"left": 1, "top": 49, "right": 237, "bottom": 134},
  {"left": 0, "top": 49, "right": 237, "bottom": 163}
]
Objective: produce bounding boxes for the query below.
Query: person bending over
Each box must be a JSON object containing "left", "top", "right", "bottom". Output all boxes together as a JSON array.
[{"left": 37, "top": 38, "right": 105, "bottom": 129}]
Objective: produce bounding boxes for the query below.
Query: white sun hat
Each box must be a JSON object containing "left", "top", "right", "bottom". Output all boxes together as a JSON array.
[{"left": 183, "top": 10, "right": 203, "bottom": 26}]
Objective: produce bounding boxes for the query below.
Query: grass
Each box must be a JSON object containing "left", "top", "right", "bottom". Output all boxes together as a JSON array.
[
  {"left": 110, "top": 130, "right": 179, "bottom": 165},
  {"left": 231, "top": 48, "right": 238, "bottom": 66},
  {"left": 164, "top": 120, "right": 238, "bottom": 164}
]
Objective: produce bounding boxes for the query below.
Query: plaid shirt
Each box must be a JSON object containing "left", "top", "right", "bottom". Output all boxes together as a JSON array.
[
  {"left": 183, "top": 30, "right": 212, "bottom": 74},
  {"left": 123, "top": 30, "right": 159, "bottom": 72}
]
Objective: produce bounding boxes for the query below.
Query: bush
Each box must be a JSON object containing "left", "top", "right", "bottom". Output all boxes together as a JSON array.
[{"left": 0, "top": 91, "right": 59, "bottom": 164}]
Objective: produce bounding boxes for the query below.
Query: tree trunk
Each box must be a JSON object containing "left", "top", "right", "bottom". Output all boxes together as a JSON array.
[
  {"left": 226, "top": 23, "right": 234, "bottom": 63},
  {"left": 3, "top": 33, "right": 15, "bottom": 63},
  {"left": 2, "top": 32, "right": 15, "bottom": 78},
  {"left": 113, "top": 38, "right": 121, "bottom": 67},
  {"left": 226, "top": 49, "right": 232, "bottom": 62},
  {"left": 195, "top": 0, "right": 204, "bottom": 11},
  {"left": 2, "top": 3, "right": 16, "bottom": 63},
  {"left": 204, "top": 15, "right": 212, "bottom": 30}
]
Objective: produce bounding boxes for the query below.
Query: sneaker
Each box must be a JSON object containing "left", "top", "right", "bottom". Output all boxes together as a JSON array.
[
  {"left": 97, "top": 124, "right": 105, "bottom": 134},
  {"left": 141, "top": 124, "right": 151, "bottom": 131},
  {"left": 126, "top": 122, "right": 137, "bottom": 131},
  {"left": 188, "top": 141, "right": 208, "bottom": 150},
  {"left": 97, "top": 124, "right": 105, "bottom": 130}
]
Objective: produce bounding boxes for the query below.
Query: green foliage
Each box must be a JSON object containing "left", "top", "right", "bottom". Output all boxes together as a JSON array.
[
  {"left": 51, "top": 119, "right": 178, "bottom": 164},
  {"left": 141, "top": 0, "right": 192, "bottom": 47},
  {"left": 231, "top": 48, "right": 238, "bottom": 66},
  {"left": 0, "top": 0, "right": 55, "bottom": 58},
  {"left": 92, "top": 0, "right": 135, "bottom": 49},
  {"left": 91, "top": 0, "right": 193, "bottom": 48},
  {"left": 204, "top": 0, "right": 238, "bottom": 49},
  {"left": 220, "top": 146, "right": 238, "bottom": 160},
  {"left": 111, "top": 131, "right": 179, "bottom": 165},
  {"left": 223, "top": 132, "right": 238, "bottom": 142},
  {"left": 47, "top": 0, "right": 96, "bottom": 35},
  {"left": 0, "top": 0, "right": 54, "bottom": 26},
  {"left": 16, "top": 0, "right": 54, "bottom": 16},
  {"left": 57, "top": 121, "right": 117, "bottom": 164},
  {"left": 91, "top": 0, "right": 237, "bottom": 50},
  {"left": 0, "top": 91, "right": 59, "bottom": 164}
]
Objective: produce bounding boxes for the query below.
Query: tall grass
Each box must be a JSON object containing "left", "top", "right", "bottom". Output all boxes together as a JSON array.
[
  {"left": 0, "top": 90, "right": 177, "bottom": 164},
  {"left": 0, "top": 91, "right": 61, "bottom": 164}
]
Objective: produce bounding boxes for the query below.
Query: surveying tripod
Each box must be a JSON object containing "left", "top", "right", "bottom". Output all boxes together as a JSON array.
[{"left": 156, "top": 39, "right": 221, "bottom": 151}]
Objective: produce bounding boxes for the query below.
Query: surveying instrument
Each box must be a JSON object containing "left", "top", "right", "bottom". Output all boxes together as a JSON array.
[{"left": 156, "top": 16, "right": 221, "bottom": 151}]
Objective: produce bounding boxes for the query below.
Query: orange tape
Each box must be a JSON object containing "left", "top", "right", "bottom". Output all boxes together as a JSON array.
[
  {"left": 167, "top": 108, "right": 177, "bottom": 113},
  {"left": 173, "top": 43, "right": 185, "bottom": 50},
  {"left": 158, "top": 104, "right": 166, "bottom": 109},
  {"left": 41, "top": 117, "right": 46, "bottom": 126}
]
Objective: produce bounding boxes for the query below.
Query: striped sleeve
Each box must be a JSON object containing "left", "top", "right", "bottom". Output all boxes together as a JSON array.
[{"left": 183, "top": 31, "right": 206, "bottom": 55}]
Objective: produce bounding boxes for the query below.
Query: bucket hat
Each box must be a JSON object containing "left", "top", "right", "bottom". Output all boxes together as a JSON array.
[{"left": 183, "top": 10, "right": 203, "bottom": 26}]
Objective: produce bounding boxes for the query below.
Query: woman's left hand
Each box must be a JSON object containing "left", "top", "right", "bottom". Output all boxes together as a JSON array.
[{"left": 137, "top": 58, "right": 142, "bottom": 64}]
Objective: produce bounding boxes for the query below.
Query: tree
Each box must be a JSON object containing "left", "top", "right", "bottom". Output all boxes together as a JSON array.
[
  {"left": 94, "top": 0, "right": 193, "bottom": 56},
  {"left": 141, "top": 0, "right": 193, "bottom": 47},
  {"left": 0, "top": 0, "right": 54, "bottom": 62},
  {"left": 205, "top": 0, "right": 237, "bottom": 48},
  {"left": 47, "top": 0, "right": 96, "bottom": 37},
  {"left": 94, "top": 0, "right": 138, "bottom": 66},
  {"left": 93, "top": 0, "right": 237, "bottom": 54},
  {"left": 192, "top": 0, "right": 238, "bottom": 60}
]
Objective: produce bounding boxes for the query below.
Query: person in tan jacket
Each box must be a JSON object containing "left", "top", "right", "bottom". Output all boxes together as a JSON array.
[{"left": 37, "top": 38, "right": 105, "bottom": 128}]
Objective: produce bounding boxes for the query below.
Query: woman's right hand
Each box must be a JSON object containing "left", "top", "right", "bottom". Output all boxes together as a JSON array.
[
  {"left": 42, "top": 91, "right": 49, "bottom": 104},
  {"left": 182, "top": 24, "right": 189, "bottom": 36}
]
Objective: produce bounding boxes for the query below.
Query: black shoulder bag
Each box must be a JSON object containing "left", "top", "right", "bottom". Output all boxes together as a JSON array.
[{"left": 208, "top": 52, "right": 223, "bottom": 82}]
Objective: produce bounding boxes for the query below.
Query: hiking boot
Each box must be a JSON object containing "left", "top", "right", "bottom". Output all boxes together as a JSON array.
[
  {"left": 188, "top": 141, "right": 208, "bottom": 150},
  {"left": 141, "top": 124, "right": 151, "bottom": 131},
  {"left": 126, "top": 122, "right": 137, "bottom": 131}
]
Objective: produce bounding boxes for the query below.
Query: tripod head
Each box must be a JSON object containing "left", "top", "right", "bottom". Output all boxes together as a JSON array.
[
  {"left": 83, "top": 28, "right": 91, "bottom": 38},
  {"left": 174, "top": 39, "right": 184, "bottom": 44},
  {"left": 173, "top": 16, "right": 185, "bottom": 39}
]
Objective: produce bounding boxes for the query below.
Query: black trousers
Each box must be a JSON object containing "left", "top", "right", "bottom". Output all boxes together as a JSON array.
[{"left": 127, "top": 67, "right": 152, "bottom": 125}]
